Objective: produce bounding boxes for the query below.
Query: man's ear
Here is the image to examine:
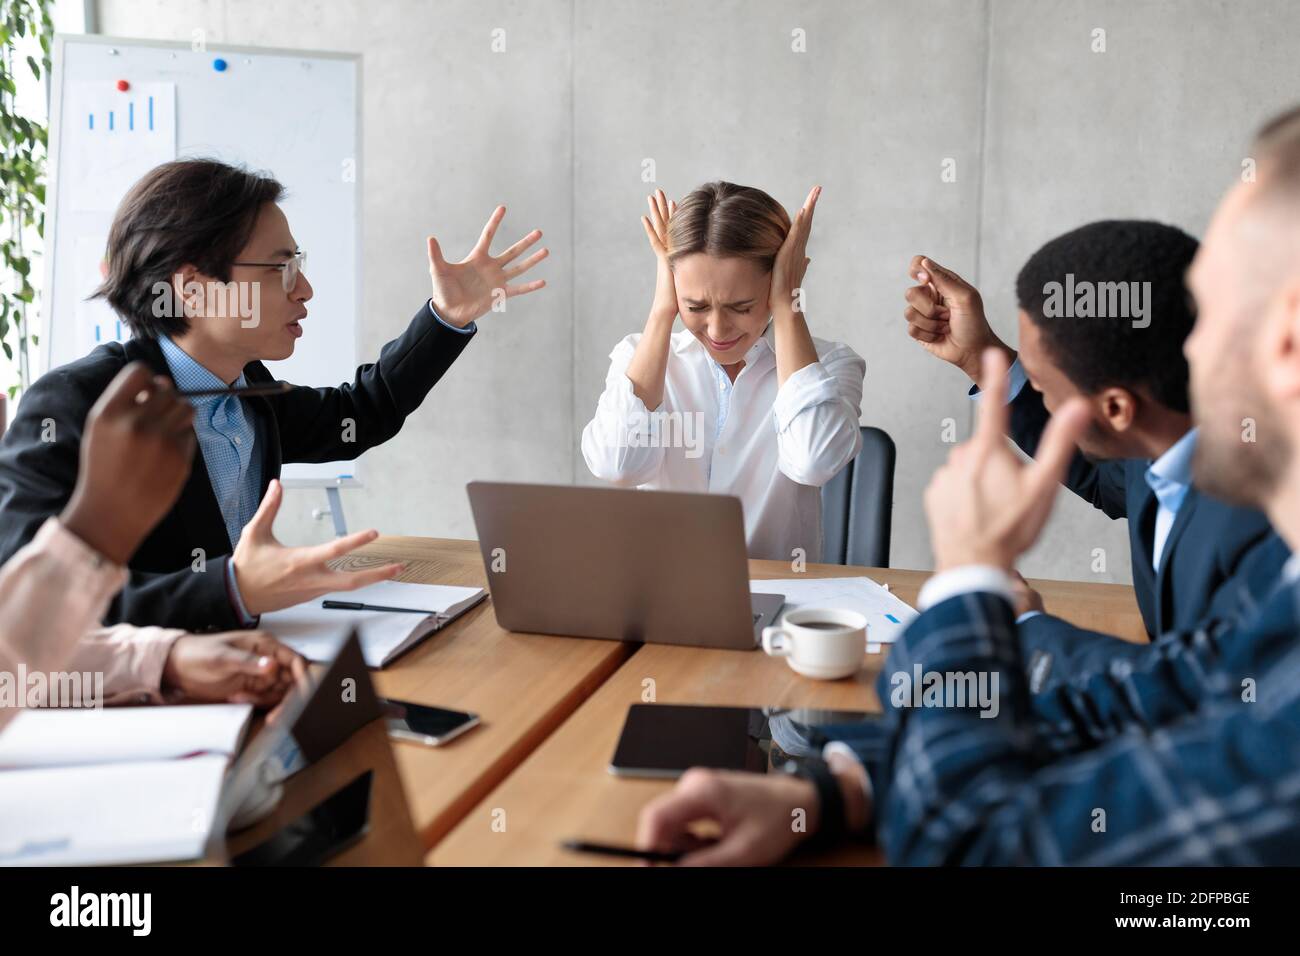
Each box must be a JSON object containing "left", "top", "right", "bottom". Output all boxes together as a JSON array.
[
  {"left": 171, "top": 264, "right": 203, "bottom": 319},
  {"left": 1095, "top": 387, "right": 1138, "bottom": 434},
  {"left": 1261, "top": 276, "right": 1300, "bottom": 405}
]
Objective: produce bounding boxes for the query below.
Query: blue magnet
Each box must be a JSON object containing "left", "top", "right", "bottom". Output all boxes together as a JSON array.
[{"left": 213, "top": 57, "right": 228, "bottom": 72}]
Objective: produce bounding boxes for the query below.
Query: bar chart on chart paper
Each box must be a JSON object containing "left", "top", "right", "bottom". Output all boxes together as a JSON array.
[
  {"left": 65, "top": 82, "right": 176, "bottom": 213},
  {"left": 71, "top": 235, "right": 120, "bottom": 358},
  {"left": 61, "top": 81, "right": 176, "bottom": 355}
]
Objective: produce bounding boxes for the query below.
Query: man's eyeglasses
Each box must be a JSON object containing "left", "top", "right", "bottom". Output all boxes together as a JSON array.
[{"left": 232, "top": 251, "right": 307, "bottom": 292}]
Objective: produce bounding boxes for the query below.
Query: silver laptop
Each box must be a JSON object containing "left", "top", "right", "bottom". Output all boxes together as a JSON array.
[{"left": 466, "top": 482, "right": 784, "bottom": 650}]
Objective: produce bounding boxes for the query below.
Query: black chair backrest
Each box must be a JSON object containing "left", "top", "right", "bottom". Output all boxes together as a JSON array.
[{"left": 821, "top": 426, "right": 896, "bottom": 568}]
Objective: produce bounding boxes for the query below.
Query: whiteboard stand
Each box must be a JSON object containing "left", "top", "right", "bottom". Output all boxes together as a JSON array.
[{"left": 281, "top": 477, "right": 360, "bottom": 538}]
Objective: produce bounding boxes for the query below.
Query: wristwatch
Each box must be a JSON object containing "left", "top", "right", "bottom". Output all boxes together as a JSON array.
[{"left": 781, "top": 757, "right": 847, "bottom": 848}]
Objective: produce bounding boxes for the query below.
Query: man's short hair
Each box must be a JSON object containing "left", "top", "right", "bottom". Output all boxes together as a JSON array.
[
  {"left": 1254, "top": 103, "right": 1300, "bottom": 198},
  {"left": 93, "top": 159, "right": 284, "bottom": 339},
  {"left": 1015, "top": 220, "right": 1200, "bottom": 413}
]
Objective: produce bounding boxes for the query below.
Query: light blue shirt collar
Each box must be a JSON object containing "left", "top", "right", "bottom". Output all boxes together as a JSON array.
[
  {"left": 157, "top": 336, "right": 247, "bottom": 396},
  {"left": 1284, "top": 553, "right": 1300, "bottom": 585},
  {"left": 1144, "top": 427, "right": 1198, "bottom": 509}
]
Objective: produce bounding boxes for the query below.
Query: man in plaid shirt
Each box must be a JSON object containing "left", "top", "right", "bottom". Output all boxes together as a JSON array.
[{"left": 637, "top": 103, "right": 1300, "bottom": 866}]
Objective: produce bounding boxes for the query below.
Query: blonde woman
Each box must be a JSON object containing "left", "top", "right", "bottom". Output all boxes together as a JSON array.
[{"left": 581, "top": 182, "right": 865, "bottom": 562}]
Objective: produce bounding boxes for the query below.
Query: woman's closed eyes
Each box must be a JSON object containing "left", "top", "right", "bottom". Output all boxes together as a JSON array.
[{"left": 686, "top": 303, "right": 753, "bottom": 314}]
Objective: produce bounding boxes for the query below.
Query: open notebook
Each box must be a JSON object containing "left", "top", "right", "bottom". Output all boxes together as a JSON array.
[
  {"left": 261, "top": 580, "right": 488, "bottom": 668},
  {"left": 0, "top": 704, "right": 251, "bottom": 866}
]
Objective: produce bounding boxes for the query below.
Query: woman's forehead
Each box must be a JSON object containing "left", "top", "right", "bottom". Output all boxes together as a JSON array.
[{"left": 673, "top": 254, "right": 767, "bottom": 296}]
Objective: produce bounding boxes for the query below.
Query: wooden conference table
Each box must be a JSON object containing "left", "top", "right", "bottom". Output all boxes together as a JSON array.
[{"left": 232, "top": 535, "right": 1146, "bottom": 866}]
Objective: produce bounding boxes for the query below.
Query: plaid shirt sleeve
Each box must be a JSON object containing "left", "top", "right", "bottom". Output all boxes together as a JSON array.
[
  {"left": 1026, "top": 616, "right": 1247, "bottom": 757},
  {"left": 870, "top": 586, "right": 1300, "bottom": 865}
]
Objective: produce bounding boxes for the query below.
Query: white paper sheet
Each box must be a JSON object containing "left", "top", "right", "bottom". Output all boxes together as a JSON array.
[
  {"left": 750, "top": 576, "right": 919, "bottom": 644},
  {"left": 0, "top": 703, "right": 251, "bottom": 770},
  {"left": 0, "top": 756, "right": 226, "bottom": 866}
]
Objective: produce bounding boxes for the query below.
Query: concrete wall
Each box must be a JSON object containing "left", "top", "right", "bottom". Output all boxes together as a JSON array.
[{"left": 91, "top": 0, "right": 1300, "bottom": 583}]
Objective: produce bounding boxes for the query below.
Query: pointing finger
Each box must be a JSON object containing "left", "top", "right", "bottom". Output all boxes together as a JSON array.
[{"left": 974, "top": 348, "right": 1012, "bottom": 448}]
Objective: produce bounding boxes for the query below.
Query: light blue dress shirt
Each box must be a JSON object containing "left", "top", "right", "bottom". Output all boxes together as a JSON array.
[
  {"left": 159, "top": 336, "right": 263, "bottom": 624},
  {"left": 159, "top": 337, "right": 262, "bottom": 549},
  {"left": 1002, "top": 357, "right": 1031, "bottom": 403},
  {"left": 1144, "top": 426, "right": 1197, "bottom": 571}
]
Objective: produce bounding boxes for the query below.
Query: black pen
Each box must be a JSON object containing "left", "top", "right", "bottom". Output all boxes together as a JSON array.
[
  {"left": 177, "top": 381, "right": 293, "bottom": 399},
  {"left": 561, "top": 840, "right": 683, "bottom": 863},
  {"left": 322, "top": 600, "right": 437, "bottom": 615}
]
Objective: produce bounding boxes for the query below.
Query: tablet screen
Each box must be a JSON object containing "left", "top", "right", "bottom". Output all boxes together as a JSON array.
[{"left": 608, "top": 704, "right": 878, "bottom": 778}]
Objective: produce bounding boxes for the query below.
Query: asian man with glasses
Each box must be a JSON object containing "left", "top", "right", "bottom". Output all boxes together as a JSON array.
[{"left": 0, "top": 158, "right": 548, "bottom": 632}]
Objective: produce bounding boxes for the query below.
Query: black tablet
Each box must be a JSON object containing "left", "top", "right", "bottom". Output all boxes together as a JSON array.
[{"left": 608, "top": 703, "right": 879, "bottom": 778}]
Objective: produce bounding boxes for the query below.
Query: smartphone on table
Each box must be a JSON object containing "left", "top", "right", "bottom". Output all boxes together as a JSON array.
[{"left": 382, "top": 698, "right": 480, "bottom": 747}]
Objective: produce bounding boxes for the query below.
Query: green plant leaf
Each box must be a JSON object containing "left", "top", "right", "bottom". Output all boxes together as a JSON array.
[{"left": 0, "top": 0, "right": 54, "bottom": 395}]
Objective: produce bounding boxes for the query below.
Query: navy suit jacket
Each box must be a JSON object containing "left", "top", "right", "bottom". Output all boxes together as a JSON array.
[
  {"left": 838, "top": 577, "right": 1300, "bottom": 865},
  {"left": 1005, "top": 384, "right": 1285, "bottom": 654},
  {"left": 0, "top": 301, "right": 473, "bottom": 632}
]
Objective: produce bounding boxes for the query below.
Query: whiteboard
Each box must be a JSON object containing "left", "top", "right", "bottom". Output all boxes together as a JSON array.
[{"left": 44, "top": 34, "right": 363, "bottom": 484}]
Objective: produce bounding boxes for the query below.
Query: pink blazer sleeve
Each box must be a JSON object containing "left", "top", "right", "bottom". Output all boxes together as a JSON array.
[{"left": 0, "top": 518, "right": 179, "bottom": 728}]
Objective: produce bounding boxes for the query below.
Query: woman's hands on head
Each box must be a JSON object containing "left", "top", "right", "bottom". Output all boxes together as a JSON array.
[
  {"left": 641, "top": 188, "right": 678, "bottom": 324},
  {"left": 769, "top": 185, "right": 820, "bottom": 321},
  {"left": 767, "top": 186, "right": 824, "bottom": 387},
  {"left": 622, "top": 189, "right": 681, "bottom": 411}
]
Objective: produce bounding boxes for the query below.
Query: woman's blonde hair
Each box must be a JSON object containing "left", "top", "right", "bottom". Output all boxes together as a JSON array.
[{"left": 666, "top": 181, "right": 791, "bottom": 273}]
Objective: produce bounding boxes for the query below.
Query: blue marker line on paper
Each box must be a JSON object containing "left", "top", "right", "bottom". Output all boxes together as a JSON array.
[
  {"left": 88, "top": 113, "right": 93, "bottom": 130},
  {"left": 148, "top": 96, "right": 153, "bottom": 130},
  {"left": 94, "top": 325, "right": 101, "bottom": 342},
  {"left": 885, "top": 614, "right": 900, "bottom": 624},
  {"left": 115, "top": 320, "right": 121, "bottom": 339},
  {"left": 108, "top": 111, "right": 114, "bottom": 131},
  {"left": 128, "top": 102, "right": 134, "bottom": 130}
]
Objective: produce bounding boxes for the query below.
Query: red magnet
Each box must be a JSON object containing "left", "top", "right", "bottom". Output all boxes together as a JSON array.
[{"left": 115, "top": 79, "right": 129, "bottom": 91}]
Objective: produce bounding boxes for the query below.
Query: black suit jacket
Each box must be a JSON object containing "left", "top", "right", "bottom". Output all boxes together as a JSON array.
[
  {"left": 1004, "top": 384, "right": 1283, "bottom": 640},
  {"left": 0, "top": 301, "right": 474, "bottom": 631}
]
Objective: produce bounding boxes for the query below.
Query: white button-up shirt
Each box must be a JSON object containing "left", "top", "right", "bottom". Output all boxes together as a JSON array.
[{"left": 581, "top": 322, "right": 866, "bottom": 562}]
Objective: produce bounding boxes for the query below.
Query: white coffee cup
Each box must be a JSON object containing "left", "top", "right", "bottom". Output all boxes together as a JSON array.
[{"left": 761, "top": 607, "right": 868, "bottom": 680}]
